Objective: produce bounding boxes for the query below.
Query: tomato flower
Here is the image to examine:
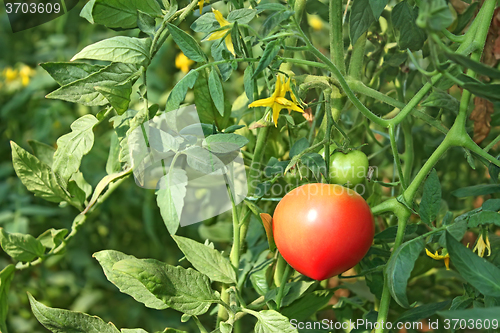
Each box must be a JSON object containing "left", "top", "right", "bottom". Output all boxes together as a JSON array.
[
  {"left": 175, "top": 52, "right": 194, "bottom": 73},
  {"left": 197, "top": 0, "right": 208, "bottom": 14},
  {"left": 425, "top": 248, "right": 450, "bottom": 270},
  {"left": 205, "top": 9, "right": 235, "bottom": 56},
  {"left": 473, "top": 233, "right": 491, "bottom": 257},
  {"left": 2, "top": 67, "right": 18, "bottom": 83},
  {"left": 248, "top": 76, "right": 303, "bottom": 126},
  {"left": 19, "top": 65, "right": 35, "bottom": 86}
]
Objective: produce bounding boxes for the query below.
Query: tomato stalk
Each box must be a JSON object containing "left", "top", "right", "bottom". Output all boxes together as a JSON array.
[{"left": 329, "top": 0, "right": 346, "bottom": 75}]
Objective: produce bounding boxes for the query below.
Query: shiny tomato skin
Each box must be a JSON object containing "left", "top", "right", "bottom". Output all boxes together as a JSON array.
[{"left": 273, "top": 183, "right": 374, "bottom": 280}]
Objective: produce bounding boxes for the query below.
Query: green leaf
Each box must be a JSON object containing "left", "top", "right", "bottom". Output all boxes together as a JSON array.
[
  {"left": 396, "top": 300, "right": 450, "bottom": 323},
  {"left": 165, "top": 70, "right": 199, "bottom": 112},
  {"left": 462, "top": 83, "right": 500, "bottom": 103},
  {"left": 191, "top": 13, "right": 219, "bottom": 33},
  {"left": 203, "top": 133, "right": 249, "bottom": 153},
  {"left": 94, "top": 250, "right": 168, "bottom": 310},
  {"left": 46, "top": 63, "right": 140, "bottom": 107},
  {"left": 122, "top": 329, "right": 149, "bottom": 333},
  {"left": 227, "top": 9, "right": 257, "bottom": 24},
  {"left": 224, "top": 125, "right": 245, "bottom": 133},
  {"left": 95, "top": 83, "right": 133, "bottom": 115},
  {"left": 281, "top": 290, "right": 333, "bottom": 321},
  {"left": 301, "top": 153, "right": 327, "bottom": 180},
  {"left": 28, "top": 140, "right": 55, "bottom": 167},
  {"left": 416, "top": 0, "right": 454, "bottom": 31},
  {"left": 137, "top": 10, "right": 156, "bottom": 35},
  {"left": 113, "top": 257, "right": 219, "bottom": 315},
  {"left": 36, "top": 228, "right": 68, "bottom": 250},
  {"left": 80, "top": 0, "right": 95, "bottom": 23},
  {"left": 172, "top": 235, "right": 237, "bottom": 284},
  {"left": 252, "top": 40, "right": 281, "bottom": 79},
  {"left": 0, "top": 228, "right": 45, "bottom": 262},
  {"left": 40, "top": 62, "right": 105, "bottom": 86},
  {"left": 0, "top": 265, "right": 15, "bottom": 333},
  {"left": 265, "top": 281, "right": 315, "bottom": 307},
  {"left": 452, "top": 184, "right": 500, "bottom": 197},
  {"left": 71, "top": 36, "right": 151, "bottom": 65},
  {"left": 438, "top": 307, "right": 500, "bottom": 320},
  {"left": 350, "top": 0, "right": 376, "bottom": 44},
  {"left": 168, "top": 23, "right": 207, "bottom": 63},
  {"left": 453, "top": 2, "right": 478, "bottom": 34},
  {"left": 446, "top": 231, "right": 500, "bottom": 297},
  {"left": 289, "top": 137, "right": 309, "bottom": 158},
  {"left": 83, "top": 169, "right": 131, "bottom": 214},
  {"left": 194, "top": 70, "right": 231, "bottom": 129},
  {"left": 482, "top": 199, "right": 500, "bottom": 211},
  {"left": 208, "top": 70, "right": 225, "bottom": 116},
  {"left": 385, "top": 237, "right": 425, "bottom": 308},
  {"left": 438, "top": 218, "right": 467, "bottom": 248},
  {"left": 260, "top": 11, "right": 294, "bottom": 37},
  {"left": 28, "top": 293, "right": 121, "bottom": 333},
  {"left": 446, "top": 53, "right": 500, "bottom": 80},
  {"left": 419, "top": 169, "right": 441, "bottom": 226},
  {"left": 392, "top": 1, "right": 426, "bottom": 51},
  {"left": 10, "top": 141, "right": 67, "bottom": 203},
  {"left": 156, "top": 169, "right": 188, "bottom": 235},
  {"left": 86, "top": 0, "right": 162, "bottom": 29},
  {"left": 421, "top": 90, "right": 459, "bottom": 113},
  {"left": 251, "top": 310, "right": 298, "bottom": 333},
  {"left": 184, "top": 147, "right": 225, "bottom": 174},
  {"left": 243, "top": 65, "right": 255, "bottom": 102},
  {"left": 369, "top": 0, "right": 389, "bottom": 18},
  {"left": 468, "top": 211, "right": 500, "bottom": 228},
  {"left": 52, "top": 115, "right": 98, "bottom": 181}
]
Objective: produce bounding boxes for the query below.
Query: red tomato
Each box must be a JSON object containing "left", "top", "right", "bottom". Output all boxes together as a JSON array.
[{"left": 273, "top": 183, "right": 374, "bottom": 280}]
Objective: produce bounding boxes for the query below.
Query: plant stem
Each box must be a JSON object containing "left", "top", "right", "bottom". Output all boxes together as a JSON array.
[
  {"left": 275, "top": 262, "right": 292, "bottom": 310},
  {"left": 329, "top": 0, "right": 345, "bottom": 75},
  {"left": 389, "top": 124, "right": 407, "bottom": 189}
]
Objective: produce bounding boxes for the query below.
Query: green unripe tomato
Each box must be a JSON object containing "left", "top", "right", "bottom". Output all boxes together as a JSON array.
[{"left": 330, "top": 150, "right": 369, "bottom": 186}]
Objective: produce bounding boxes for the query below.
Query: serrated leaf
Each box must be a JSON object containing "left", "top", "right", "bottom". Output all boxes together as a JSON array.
[
  {"left": 184, "top": 146, "right": 225, "bottom": 174},
  {"left": 421, "top": 90, "right": 459, "bottom": 113},
  {"left": 208, "top": 70, "right": 225, "bottom": 116},
  {"left": 95, "top": 83, "right": 132, "bottom": 115},
  {"left": 385, "top": 237, "right": 425, "bottom": 308},
  {"left": 28, "top": 140, "right": 55, "bottom": 168},
  {"left": 419, "top": 169, "right": 441, "bottom": 226},
  {"left": 191, "top": 13, "right": 219, "bottom": 33},
  {"left": 350, "top": 0, "right": 376, "bottom": 44},
  {"left": 281, "top": 290, "right": 333, "bottom": 321},
  {"left": 172, "top": 235, "right": 236, "bottom": 284},
  {"left": 227, "top": 8, "right": 257, "bottom": 24},
  {"left": 165, "top": 70, "right": 199, "bottom": 112},
  {"left": 202, "top": 133, "right": 248, "bottom": 154},
  {"left": 156, "top": 169, "right": 188, "bottom": 235},
  {"left": 243, "top": 65, "right": 255, "bottom": 102},
  {"left": 40, "top": 62, "right": 105, "bottom": 86},
  {"left": 52, "top": 115, "right": 98, "bottom": 181},
  {"left": 137, "top": 10, "right": 156, "bottom": 35},
  {"left": 86, "top": 0, "right": 162, "bottom": 29},
  {"left": 10, "top": 141, "right": 67, "bottom": 203},
  {"left": 28, "top": 293, "right": 121, "bottom": 333},
  {"left": 113, "top": 257, "right": 219, "bottom": 315},
  {"left": 253, "top": 40, "right": 281, "bottom": 79},
  {"left": 251, "top": 310, "right": 298, "bottom": 333},
  {"left": 194, "top": 70, "right": 231, "bottom": 130},
  {"left": 36, "top": 228, "right": 68, "bottom": 250},
  {"left": 467, "top": 211, "right": 500, "bottom": 228},
  {"left": 46, "top": 63, "right": 139, "bottom": 107},
  {"left": 396, "top": 301, "right": 450, "bottom": 323},
  {"left": 93, "top": 250, "right": 168, "bottom": 310},
  {"left": 392, "top": 1, "right": 426, "bottom": 51},
  {"left": 446, "top": 231, "right": 500, "bottom": 297},
  {"left": 71, "top": 36, "right": 151, "bottom": 65},
  {"left": 0, "top": 228, "right": 45, "bottom": 262},
  {"left": 168, "top": 23, "right": 207, "bottom": 63}
]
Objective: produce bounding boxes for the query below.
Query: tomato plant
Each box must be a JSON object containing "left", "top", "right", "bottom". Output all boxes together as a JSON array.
[
  {"left": 273, "top": 183, "right": 374, "bottom": 280},
  {"left": 329, "top": 150, "right": 369, "bottom": 186}
]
